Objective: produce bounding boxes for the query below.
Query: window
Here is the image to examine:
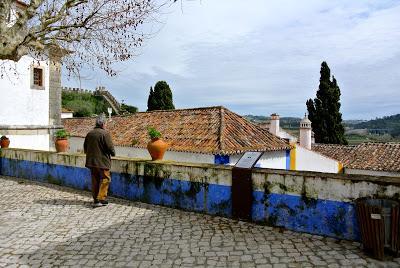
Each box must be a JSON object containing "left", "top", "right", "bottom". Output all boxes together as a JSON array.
[{"left": 33, "top": 68, "right": 43, "bottom": 87}]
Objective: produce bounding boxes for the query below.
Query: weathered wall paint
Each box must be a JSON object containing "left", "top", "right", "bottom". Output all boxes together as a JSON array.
[{"left": 2, "top": 148, "right": 400, "bottom": 241}]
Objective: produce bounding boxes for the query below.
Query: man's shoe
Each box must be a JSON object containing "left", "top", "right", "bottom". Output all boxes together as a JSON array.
[
  {"left": 99, "top": 200, "right": 108, "bottom": 206},
  {"left": 93, "top": 201, "right": 102, "bottom": 208}
]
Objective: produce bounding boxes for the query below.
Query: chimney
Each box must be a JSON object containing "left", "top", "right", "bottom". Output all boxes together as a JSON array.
[
  {"left": 300, "top": 114, "right": 312, "bottom": 150},
  {"left": 269, "top": 113, "right": 280, "bottom": 136}
]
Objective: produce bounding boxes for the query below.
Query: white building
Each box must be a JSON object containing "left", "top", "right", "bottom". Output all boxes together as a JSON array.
[
  {"left": 0, "top": 1, "right": 63, "bottom": 150},
  {"left": 313, "top": 142, "right": 400, "bottom": 177},
  {"left": 64, "top": 106, "right": 343, "bottom": 173}
]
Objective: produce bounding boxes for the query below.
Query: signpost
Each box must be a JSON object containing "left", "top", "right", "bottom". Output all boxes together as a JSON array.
[{"left": 232, "top": 152, "right": 263, "bottom": 220}]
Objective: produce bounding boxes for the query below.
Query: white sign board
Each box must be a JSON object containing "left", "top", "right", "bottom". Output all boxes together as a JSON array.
[{"left": 234, "top": 152, "right": 263, "bottom": 169}]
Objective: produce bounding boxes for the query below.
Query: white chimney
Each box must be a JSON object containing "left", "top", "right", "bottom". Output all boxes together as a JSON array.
[
  {"left": 269, "top": 113, "right": 280, "bottom": 136},
  {"left": 300, "top": 114, "right": 312, "bottom": 150}
]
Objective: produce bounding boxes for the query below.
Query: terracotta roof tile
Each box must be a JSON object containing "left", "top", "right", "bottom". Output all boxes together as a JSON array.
[
  {"left": 312, "top": 144, "right": 356, "bottom": 166},
  {"left": 63, "top": 106, "right": 291, "bottom": 155},
  {"left": 312, "top": 142, "right": 400, "bottom": 172}
]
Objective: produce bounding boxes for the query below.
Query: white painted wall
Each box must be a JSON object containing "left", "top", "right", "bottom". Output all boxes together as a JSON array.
[
  {"left": 0, "top": 56, "right": 50, "bottom": 126},
  {"left": 5, "top": 134, "right": 50, "bottom": 151},
  {"left": 296, "top": 146, "right": 339, "bottom": 173},
  {"left": 229, "top": 150, "right": 287, "bottom": 170},
  {"left": 69, "top": 136, "right": 214, "bottom": 164},
  {"left": 61, "top": 112, "right": 73, "bottom": 119},
  {"left": 300, "top": 128, "right": 312, "bottom": 150}
]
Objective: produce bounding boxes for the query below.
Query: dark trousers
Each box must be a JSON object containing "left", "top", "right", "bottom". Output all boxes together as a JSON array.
[{"left": 90, "top": 168, "right": 111, "bottom": 201}]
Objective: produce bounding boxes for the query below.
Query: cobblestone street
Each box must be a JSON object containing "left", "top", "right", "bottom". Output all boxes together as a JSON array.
[{"left": 0, "top": 176, "right": 399, "bottom": 267}]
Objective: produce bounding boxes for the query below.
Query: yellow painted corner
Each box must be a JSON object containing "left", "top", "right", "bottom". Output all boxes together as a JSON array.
[
  {"left": 290, "top": 145, "right": 296, "bottom": 171},
  {"left": 338, "top": 162, "right": 344, "bottom": 173}
]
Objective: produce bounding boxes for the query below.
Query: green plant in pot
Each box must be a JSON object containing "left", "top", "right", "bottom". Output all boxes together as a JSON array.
[
  {"left": 0, "top": 135, "right": 10, "bottom": 148},
  {"left": 54, "top": 129, "right": 70, "bottom": 153},
  {"left": 146, "top": 127, "right": 168, "bottom": 160}
]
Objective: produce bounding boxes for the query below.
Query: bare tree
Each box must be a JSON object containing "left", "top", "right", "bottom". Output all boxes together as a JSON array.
[{"left": 0, "top": 0, "right": 171, "bottom": 76}]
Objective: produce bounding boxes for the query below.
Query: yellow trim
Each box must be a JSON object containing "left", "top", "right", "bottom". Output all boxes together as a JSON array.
[
  {"left": 338, "top": 162, "right": 344, "bottom": 173},
  {"left": 290, "top": 144, "right": 296, "bottom": 170}
]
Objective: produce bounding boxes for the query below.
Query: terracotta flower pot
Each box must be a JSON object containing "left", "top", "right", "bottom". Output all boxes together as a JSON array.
[
  {"left": 0, "top": 138, "right": 10, "bottom": 148},
  {"left": 55, "top": 138, "right": 69, "bottom": 153},
  {"left": 147, "top": 138, "right": 169, "bottom": 160}
]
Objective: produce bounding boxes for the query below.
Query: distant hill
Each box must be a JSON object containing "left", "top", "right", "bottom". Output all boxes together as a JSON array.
[
  {"left": 243, "top": 115, "right": 301, "bottom": 129},
  {"left": 353, "top": 114, "right": 400, "bottom": 137}
]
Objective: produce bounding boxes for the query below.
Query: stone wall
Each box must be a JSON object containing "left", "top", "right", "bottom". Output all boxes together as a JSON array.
[{"left": 2, "top": 148, "right": 400, "bottom": 241}]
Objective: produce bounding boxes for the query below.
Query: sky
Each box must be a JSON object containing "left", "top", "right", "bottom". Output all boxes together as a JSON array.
[{"left": 62, "top": 0, "right": 400, "bottom": 120}]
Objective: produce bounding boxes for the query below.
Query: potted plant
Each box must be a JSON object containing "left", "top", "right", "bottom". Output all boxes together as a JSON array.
[
  {"left": 0, "top": 135, "right": 10, "bottom": 148},
  {"left": 146, "top": 127, "right": 169, "bottom": 160},
  {"left": 54, "top": 129, "right": 70, "bottom": 153}
]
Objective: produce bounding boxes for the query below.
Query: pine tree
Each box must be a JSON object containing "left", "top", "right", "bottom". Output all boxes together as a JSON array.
[
  {"left": 147, "top": 81, "right": 175, "bottom": 111},
  {"left": 306, "top": 62, "right": 347, "bottom": 145}
]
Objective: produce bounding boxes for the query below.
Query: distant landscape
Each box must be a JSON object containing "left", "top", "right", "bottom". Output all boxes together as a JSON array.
[{"left": 244, "top": 114, "right": 400, "bottom": 145}]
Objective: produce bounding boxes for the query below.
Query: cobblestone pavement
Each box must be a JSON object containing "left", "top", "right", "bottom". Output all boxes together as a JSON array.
[{"left": 0, "top": 176, "right": 399, "bottom": 268}]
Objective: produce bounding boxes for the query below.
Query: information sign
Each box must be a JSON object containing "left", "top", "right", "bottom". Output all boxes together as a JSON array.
[{"left": 234, "top": 151, "right": 263, "bottom": 169}]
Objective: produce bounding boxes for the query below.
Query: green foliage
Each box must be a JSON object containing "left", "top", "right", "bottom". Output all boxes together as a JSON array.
[
  {"left": 120, "top": 103, "right": 138, "bottom": 114},
  {"left": 345, "top": 133, "right": 400, "bottom": 145},
  {"left": 147, "top": 81, "right": 175, "bottom": 111},
  {"left": 306, "top": 62, "right": 347, "bottom": 145},
  {"left": 55, "top": 129, "right": 70, "bottom": 139},
  {"left": 65, "top": 99, "right": 95, "bottom": 117},
  {"left": 62, "top": 91, "right": 124, "bottom": 117},
  {"left": 354, "top": 114, "right": 400, "bottom": 137},
  {"left": 147, "top": 127, "right": 161, "bottom": 139}
]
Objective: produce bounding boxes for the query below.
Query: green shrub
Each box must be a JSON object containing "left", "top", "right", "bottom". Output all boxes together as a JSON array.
[
  {"left": 147, "top": 127, "right": 161, "bottom": 139},
  {"left": 55, "top": 129, "right": 70, "bottom": 139}
]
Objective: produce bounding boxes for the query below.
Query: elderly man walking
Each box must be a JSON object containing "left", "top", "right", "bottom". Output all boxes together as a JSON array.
[{"left": 84, "top": 114, "right": 115, "bottom": 207}]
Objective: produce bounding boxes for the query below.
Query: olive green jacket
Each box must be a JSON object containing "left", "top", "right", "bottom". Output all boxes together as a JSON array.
[{"left": 84, "top": 127, "right": 115, "bottom": 169}]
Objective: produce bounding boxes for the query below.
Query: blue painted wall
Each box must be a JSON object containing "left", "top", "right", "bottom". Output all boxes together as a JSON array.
[
  {"left": 214, "top": 155, "right": 230, "bottom": 165},
  {"left": 285, "top": 150, "right": 290, "bottom": 170},
  {"left": 0, "top": 157, "right": 360, "bottom": 241}
]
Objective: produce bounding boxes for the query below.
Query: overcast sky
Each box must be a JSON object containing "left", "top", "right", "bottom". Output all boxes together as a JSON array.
[{"left": 63, "top": 0, "right": 400, "bottom": 120}]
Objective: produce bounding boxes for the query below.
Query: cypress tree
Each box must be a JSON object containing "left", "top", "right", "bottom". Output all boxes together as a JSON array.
[
  {"left": 147, "top": 81, "right": 175, "bottom": 111},
  {"left": 306, "top": 62, "right": 347, "bottom": 144},
  {"left": 147, "top": 87, "right": 157, "bottom": 111}
]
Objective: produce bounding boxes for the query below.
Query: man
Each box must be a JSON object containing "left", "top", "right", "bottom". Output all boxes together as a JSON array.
[{"left": 84, "top": 114, "right": 115, "bottom": 207}]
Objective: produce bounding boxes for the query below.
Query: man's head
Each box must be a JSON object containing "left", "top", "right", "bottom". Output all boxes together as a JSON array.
[{"left": 96, "top": 114, "right": 106, "bottom": 128}]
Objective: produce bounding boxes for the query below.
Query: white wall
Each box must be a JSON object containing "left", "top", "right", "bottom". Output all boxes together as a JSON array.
[
  {"left": 5, "top": 134, "right": 50, "bottom": 151},
  {"left": 0, "top": 56, "right": 50, "bottom": 126},
  {"left": 229, "top": 150, "right": 287, "bottom": 170},
  {"left": 296, "top": 146, "right": 339, "bottom": 173},
  {"left": 69, "top": 136, "right": 215, "bottom": 164},
  {"left": 61, "top": 112, "right": 73, "bottom": 119}
]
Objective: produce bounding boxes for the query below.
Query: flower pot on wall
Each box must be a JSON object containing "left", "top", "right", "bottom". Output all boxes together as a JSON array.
[
  {"left": 55, "top": 138, "right": 69, "bottom": 153},
  {"left": 0, "top": 138, "right": 10, "bottom": 148},
  {"left": 147, "top": 138, "right": 169, "bottom": 160}
]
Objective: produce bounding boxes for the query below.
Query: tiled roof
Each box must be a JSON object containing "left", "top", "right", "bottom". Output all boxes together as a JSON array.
[
  {"left": 312, "top": 144, "right": 356, "bottom": 166},
  {"left": 63, "top": 106, "right": 291, "bottom": 155},
  {"left": 312, "top": 142, "right": 400, "bottom": 172}
]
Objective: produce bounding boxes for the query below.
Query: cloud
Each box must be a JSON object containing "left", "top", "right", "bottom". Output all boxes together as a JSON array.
[{"left": 63, "top": 0, "right": 400, "bottom": 119}]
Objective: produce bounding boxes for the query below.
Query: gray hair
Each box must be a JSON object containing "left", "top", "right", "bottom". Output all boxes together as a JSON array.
[{"left": 96, "top": 114, "right": 106, "bottom": 127}]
